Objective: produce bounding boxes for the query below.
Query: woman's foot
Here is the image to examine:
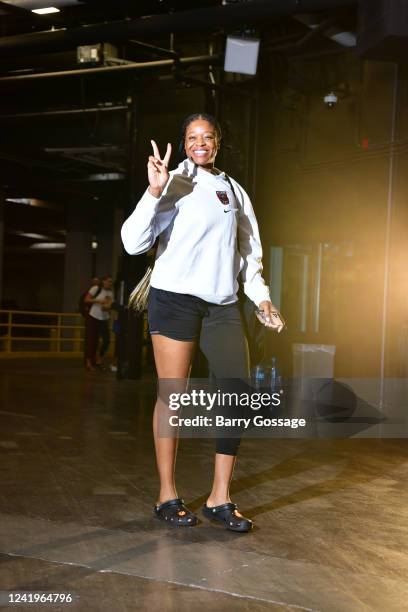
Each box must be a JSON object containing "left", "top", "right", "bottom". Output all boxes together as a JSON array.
[
  {"left": 202, "top": 502, "right": 253, "bottom": 532},
  {"left": 154, "top": 498, "right": 198, "bottom": 526},
  {"left": 206, "top": 496, "right": 231, "bottom": 508}
]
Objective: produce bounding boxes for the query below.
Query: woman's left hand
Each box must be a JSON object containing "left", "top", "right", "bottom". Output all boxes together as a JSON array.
[{"left": 258, "top": 301, "right": 285, "bottom": 332}]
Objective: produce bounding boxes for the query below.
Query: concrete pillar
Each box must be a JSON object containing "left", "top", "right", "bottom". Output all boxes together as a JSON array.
[
  {"left": 94, "top": 205, "right": 113, "bottom": 279},
  {"left": 63, "top": 204, "right": 93, "bottom": 312},
  {"left": 94, "top": 204, "right": 124, "bottom": 283},
  {"left": 0, "top": 197, "right": 4, "bottom": 307},
  {"left": 111, "top": 206, "right": 124, "bottom": 282}
]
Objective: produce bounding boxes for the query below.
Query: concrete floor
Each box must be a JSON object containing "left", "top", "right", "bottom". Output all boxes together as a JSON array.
[{"left": 1, "top": 359, "right": 408, "bottom": 612}]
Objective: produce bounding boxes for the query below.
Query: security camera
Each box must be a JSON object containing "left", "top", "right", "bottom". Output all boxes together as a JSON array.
[{"left": 324, "top": 92, "right": 338, "bottom": 108}]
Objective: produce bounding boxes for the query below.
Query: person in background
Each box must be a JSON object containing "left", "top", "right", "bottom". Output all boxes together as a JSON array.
[
  {"left": 81, "top": 276, "right": 100, "bottom": 364},
  {"left": 84, "top": 274, "right": 114, "bottom": 371},
  {"left": 90, "top": 277, "right": 100, "bottom": 292}
]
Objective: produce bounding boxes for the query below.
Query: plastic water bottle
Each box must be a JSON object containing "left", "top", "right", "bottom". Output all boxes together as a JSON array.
[
  {"left": 270, "top": 357, "right": 282, "bottom": 395},
  {"left": 252, "top": 364, "right": 266, "bottom": 390}
]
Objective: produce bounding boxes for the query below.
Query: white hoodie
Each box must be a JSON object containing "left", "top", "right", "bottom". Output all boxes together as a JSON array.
[{"left": 121, "top": 158, "right": 271, "bottom": 307}]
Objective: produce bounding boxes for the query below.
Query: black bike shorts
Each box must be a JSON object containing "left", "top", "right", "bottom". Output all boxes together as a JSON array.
[{"left": 148, "top": 286, "right": 242, "bottom": 342}]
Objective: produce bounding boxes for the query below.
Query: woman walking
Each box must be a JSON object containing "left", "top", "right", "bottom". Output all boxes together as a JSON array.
[{"left": 121, "top": 113, "right": 284, "bottom": 531}]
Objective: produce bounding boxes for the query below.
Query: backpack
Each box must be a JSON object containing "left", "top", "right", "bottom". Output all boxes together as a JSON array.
[{"left": 79, "top": 285, "right": 101, "bottom": 317}]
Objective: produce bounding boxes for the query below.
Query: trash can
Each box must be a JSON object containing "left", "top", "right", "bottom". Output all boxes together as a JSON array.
[
  {"left": 292, "top": 343, "right": 336, "bottom": 400},
  {"left": 292, "top": 343, "right": 336, "bottom": 379}
]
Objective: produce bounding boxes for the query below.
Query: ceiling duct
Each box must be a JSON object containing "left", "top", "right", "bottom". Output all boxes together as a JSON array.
[
  {"left": 1, "top": 0, "right": 81, "bottom": 8},
  {"left": 357, "top": 0, "right": 408, "bottom": 61},
  {"left": 294, "top": 14, "right": 356, "bottom": 48},
  {"left": 0, "top": 0, "right": 357, "bottom": 58}
]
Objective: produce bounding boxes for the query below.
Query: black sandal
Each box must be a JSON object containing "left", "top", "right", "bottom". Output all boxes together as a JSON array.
[
  {"left": 202, "top": 502, "right": 253, "bottom": 532},
  {"left": 154, "top": 498, "right": 198, "bottom": 526}
]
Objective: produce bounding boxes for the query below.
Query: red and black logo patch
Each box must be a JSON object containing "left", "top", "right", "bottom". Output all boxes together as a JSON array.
[{"left": 216, "top": 191, "right": 230, "bottom": 205}]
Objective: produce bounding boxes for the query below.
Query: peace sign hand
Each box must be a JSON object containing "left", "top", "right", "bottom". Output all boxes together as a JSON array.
[{"left": 147, "top": 140, "right": 172, "bottom": 197}]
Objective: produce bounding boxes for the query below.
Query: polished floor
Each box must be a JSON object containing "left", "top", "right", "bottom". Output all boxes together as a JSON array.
[{"left": 0, "top": 359, "right": 408, "bottom": 612}]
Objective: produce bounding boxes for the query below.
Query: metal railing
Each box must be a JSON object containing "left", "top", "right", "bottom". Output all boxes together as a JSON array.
[{"left": 0, "top": 309, "right": 114, "bottom": 356}]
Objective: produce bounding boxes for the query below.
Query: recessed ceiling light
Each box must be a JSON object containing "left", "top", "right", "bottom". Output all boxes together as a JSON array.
[
  {"left": 30, "top": 242, "right": 65, "bottom": 250},
  {"left": 15, "top": 232, "right": 51, "bottom": 240},
  {"left": 31, "top": 7, "right": 60, "bottom": 14},
  {"left": 6, "top": 197, "right": 46, "bottom": 206}
]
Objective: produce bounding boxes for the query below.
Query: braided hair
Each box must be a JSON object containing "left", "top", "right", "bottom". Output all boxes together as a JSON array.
[{"left": 178, "top": 112, "right": 222, "bottom": 155}]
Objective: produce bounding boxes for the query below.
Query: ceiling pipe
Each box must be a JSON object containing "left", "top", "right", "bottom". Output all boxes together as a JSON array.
[
  {"left": 0, "top": 0, "right": 357, "bottom": 58},
  {"left": 0, "top": 54, "right": 219, "bottom": 82},
  {"left": 0, "top": 105, "right": 128, "bottom": 119}
]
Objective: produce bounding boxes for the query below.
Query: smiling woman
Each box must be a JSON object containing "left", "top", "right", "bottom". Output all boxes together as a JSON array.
[
  {"left": 180, "top": 112, "right": 222, "bottom": 169},
  {"left": 121, "top": 111, "right": 285, "bottom": 533}
]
